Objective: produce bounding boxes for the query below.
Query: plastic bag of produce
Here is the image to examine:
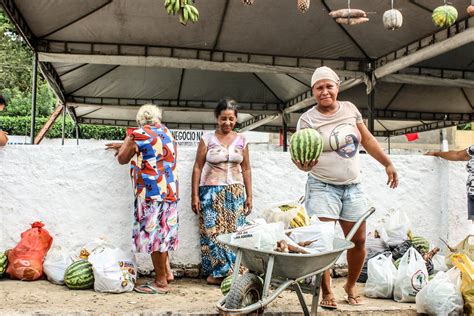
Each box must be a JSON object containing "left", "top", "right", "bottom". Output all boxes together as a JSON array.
[
  {"left": 445, "top": 235, "right": 474, "bottom": 268},
  {"left": 451, "top": 253, "right": 474, "bottom": 314},
  {"left": 259, "top": 199, "right": 309, "bottom": 229},
  {"left": 6, "top": 222, "right": 53, "bottom": 281},
  {"left": 231, "top": 222, "right": 285, "bottom": 251},
  {"left": 394, "top": 247, "right": 428, "bottom": 302},
  {"left": 432, "top": 253, "right": 449, "bottom": 274},
  {"left": 365, "top": 253, "right": 397, "bottom": 298},
  {"left": 416, "top": 268, "right": 463, "bottom": 315},
  {"left": 286, "top": 216, "right": 335, "bottom": 253},
  {"left": 88, "top": 243, "right": 137, "bottom": 293},
  {"left": 43, "top": 246, "right": 74, "bottom": 285},
  {"left": 378, "top": 209, "right": 411, "bottom": 247}
]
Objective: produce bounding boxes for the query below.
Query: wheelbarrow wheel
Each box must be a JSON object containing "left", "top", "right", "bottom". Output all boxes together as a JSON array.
[{"left": 224, "top": 272, "right": 263, "bottom": 310}]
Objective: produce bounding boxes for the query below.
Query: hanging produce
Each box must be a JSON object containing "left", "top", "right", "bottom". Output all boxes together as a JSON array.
[
  {"left": 383, "top": 0, "right": 403, "bottom": 30},
  {"left": 164, "top": 0, "right": 200, "bottom": 25},
  {"left": 297, "top": 0, "right": 310, "bottom": 13},
  {"left": 432, "top": 2, "right": 458, "bottom": 28},
  {"left": 467, "top": 2, "right": 474, "bottom": 17},
  {"left": 330, "top": 0, "right": 369, "bottom": 25},
  {"left": 242, "top": 0, "right": 255, "bottom": 5}
]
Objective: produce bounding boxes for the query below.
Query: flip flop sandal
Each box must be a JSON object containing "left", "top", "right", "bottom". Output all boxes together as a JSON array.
[
  {"left": 320, "top": 297, "right": 338, "bottom": 309},
  {"left": 344, "top": 295, "right": 364, "bottom": 306},
  {"left": 134, "top": 283, "right": 169, "bottom": 294}
]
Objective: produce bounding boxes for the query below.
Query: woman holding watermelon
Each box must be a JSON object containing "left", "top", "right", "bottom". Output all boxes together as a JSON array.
[
  {"left": 293, "top": 66, "right": 398, "bottom": 308},
  {"left": 106, "top": 104, "right": 179, "bottom": 294},
  {"left": 191, "top": 98, "right": 252, "bottom": 285}
]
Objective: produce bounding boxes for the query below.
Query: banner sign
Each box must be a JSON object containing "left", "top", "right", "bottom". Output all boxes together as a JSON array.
[{"left": 127, "top": 128, "right": 206, "bottom": 146}]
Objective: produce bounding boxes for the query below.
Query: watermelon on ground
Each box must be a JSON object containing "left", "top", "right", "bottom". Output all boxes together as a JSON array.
[
  {"left": 410, "top": 236, "right": 430, "bottom": 254},
  {"left": 64, "top": 260, "right": 94, "bottom": 290},
  {"left": 0, "top": 251, "right": 8, "bottom": 278},
  {"left": 220, "top": 275, "right": 233, "bottom": 295},
  {"left": 290, "top": 128, "right": 324, "bottom": 164},
  {"left": 432, "top": 5, "right": 458, "bottom": 28}
]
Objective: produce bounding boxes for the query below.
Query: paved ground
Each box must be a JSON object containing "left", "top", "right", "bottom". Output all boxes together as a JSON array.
[{"left": 0, "top": 277, "right": 416, "bottom": 315}]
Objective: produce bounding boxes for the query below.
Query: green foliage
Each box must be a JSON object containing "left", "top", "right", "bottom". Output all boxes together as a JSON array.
[
  {"left": 0, "top": 116, "right": 126, "bottom": 140},
  {"left": 0, "top": 8, "right": 55, "bottom": 117},
  {"left": 457, "top": 122, "right": 472, "bottom": 130}
]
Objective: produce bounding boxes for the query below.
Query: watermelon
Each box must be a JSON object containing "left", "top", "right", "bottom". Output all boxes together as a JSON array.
[
  {"left": 220, "top": 275, "right": 234, "bottom": 295},
  {"left": 290, "top": 129, "right": 324, "bottom": 164},
  {"left": 410, "top": 236, "right": 429, "bottom": 254},
  {"left": 0, "top": 251, "right": 8, "bottom": 278},
  {"left": 278, "top": 204, "right": 310, "bottom": 228},
  {"left": 432, "top": 5, "right": 458, "bottom": 28},
  {"left": 64, "top": 260, "right": 94, "bottom": 290}
]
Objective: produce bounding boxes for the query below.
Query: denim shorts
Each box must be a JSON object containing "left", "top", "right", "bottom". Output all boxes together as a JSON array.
[
  {"left": 468, "top": 194, "right": 474, "bottom": 220},
  {"left": 304, "top": 175, "right": 367, "bottom": 222}
]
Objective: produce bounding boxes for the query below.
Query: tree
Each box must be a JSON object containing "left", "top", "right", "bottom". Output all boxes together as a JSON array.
[{"left": 0, "top": 8, "right": 56, "bottom": 117}]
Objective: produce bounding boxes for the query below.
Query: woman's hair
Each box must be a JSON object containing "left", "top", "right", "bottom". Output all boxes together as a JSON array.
[
  {"left": 136, "top": 104, "right": 162, "bottom": 127},
  {"left": 0, "top": 95, "right": 7, "bottom": 107},
  {"left": 215, "top": 98, "right": 238, "bottom": 118}
]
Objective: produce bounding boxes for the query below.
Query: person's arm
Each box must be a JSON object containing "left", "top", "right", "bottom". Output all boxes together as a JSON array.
[
  {"left": 116, "top": 135, "right": 138, "bottom": 165},
  {"left": 425, "top": 149, "right": 470, "bottom": 161},
  {"left": 357, "top": 122, "right": 398, "bottom": 188},
  {"left": 241, "top": 146, "right": 252, "bottom": 215},
  {"left": 191, "top": 139, "right": 207, "bottom": 214},
  {"left": 0, "top": 130, "right": 8, "bottom": 146}
]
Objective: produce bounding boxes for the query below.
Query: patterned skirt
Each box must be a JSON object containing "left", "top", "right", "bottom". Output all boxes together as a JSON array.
[
  {"left": 199, "top": 184, "right": 246, "bottom": 278},
  {"left": 132, "top": 197, "right": 179, "bottom": 254}
]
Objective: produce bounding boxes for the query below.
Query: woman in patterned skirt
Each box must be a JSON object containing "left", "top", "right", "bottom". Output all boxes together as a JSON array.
[
  {"left": 106, "top": 104, "right": 179, "bottom": 294},
  {"left": 191, "top": 98, "right": 252, "bottom": 285}
]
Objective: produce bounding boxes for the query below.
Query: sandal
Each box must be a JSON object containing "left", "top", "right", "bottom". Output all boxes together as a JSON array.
[
  {"left": 134, "top": 281, "right": 169, "bottom": 294},
  {"left": 344, "top": 295, "right": 364, "bottom": 306},
  {"left": 320, "top": 295, "right": 337, "bottom": 309}
]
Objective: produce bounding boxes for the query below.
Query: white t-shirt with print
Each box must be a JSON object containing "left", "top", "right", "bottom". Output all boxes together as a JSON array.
[{"left": 297, "top": 101, "right": 363, "bottom": 185}]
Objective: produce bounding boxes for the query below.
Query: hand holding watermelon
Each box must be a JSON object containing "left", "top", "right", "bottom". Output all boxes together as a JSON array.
[{"left": 293, "top": 159, "right": 318, "bottom": 172}]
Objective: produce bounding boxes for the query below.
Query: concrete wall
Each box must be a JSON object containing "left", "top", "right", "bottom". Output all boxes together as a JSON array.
[{"left": 0, "top": 146, "right": 472, "bottom": 272}]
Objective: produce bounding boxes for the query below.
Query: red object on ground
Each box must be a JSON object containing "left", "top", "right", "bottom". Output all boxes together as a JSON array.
[
  {"left": 6, "top": 221, "right": 53, "bottom": 281},
  {"left": 405, "top": 133, "right": 419, "bottom": 142}
]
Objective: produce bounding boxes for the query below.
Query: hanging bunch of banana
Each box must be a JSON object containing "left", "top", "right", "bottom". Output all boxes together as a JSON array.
[{"left": 164, "top": 0, "right": 199, "bottom": 25}]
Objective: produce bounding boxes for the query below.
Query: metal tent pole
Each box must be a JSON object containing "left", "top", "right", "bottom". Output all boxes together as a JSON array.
[
  {"left": 75, "top": 123, "right": 80, "bottom": 145},
  {"left": 30, "top": 52, "right": 38, "bottom": 144},
  {"left": 61, "top": 104, "right": 66, "bottom": 145},
  {"left": 282, "top": 117, "right": 288, "bottom": 152},
  {"left": 368, "top": 85, "right": 375, "bottom": 134}
]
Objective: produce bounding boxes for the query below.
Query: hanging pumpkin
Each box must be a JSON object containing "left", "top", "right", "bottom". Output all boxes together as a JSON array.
[
  {"left": 242, "top": 0, "right": 255, "bottom": 5},
  {"left": 297, "top": 0, "right": 310, "bottom": 13},
  {"left": 382, "top": 0, "right": 402, "bottom": 30},
  {"left": 383, "top": 9, "right": 403, "bottom": 30},
  {"left": 467, "top": 4, "right": 474, "bottom": 16},
  {"left": 432, "top": 3, "right": 458, "bottom": 28}
]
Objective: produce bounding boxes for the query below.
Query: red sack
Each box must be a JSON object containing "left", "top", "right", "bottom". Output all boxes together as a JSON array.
[{"left": 6, "top": 222, "right": 53, "bottom": 280}]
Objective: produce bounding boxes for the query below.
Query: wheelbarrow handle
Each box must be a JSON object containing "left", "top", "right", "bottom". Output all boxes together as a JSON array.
[{"left": 345, "top": 207, "right": 375, "bottom": 241}]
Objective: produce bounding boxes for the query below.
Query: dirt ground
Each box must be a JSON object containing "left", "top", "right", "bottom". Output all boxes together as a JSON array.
[{"left": 1, "top": 277, "right": 416, "bottom": 315}]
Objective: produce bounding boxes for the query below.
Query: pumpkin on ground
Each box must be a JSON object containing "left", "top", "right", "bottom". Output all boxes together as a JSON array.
[
  {"left": 383, "top": 9, "right": 403, "bottom": 30},
  {"left": 64, "top": 260, "right": 94, "bottom": 290},
  {"left": 432, "top": 5, "right": 458, "bottom": 28},
  {"left": 0, "top": 252, "right": 8, "bottom": 277},
  {"left": 289, "top": 129, "right": 324, "bottom": 164}
]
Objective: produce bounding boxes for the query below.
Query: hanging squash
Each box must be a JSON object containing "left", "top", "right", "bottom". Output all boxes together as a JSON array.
[
  {"left": 331, "top": 0, "right": 369, "bottom": 25},
  {"left": 432, "top": 3, "right": 458, "bottom": 28},
  {"left": 242, "top": 0, "right": 255, "bottom": 5},
  {"left": 467, "top": 4, "right": 474, "bottom": 16},
  {"left": 383, "top": 0, "right": 402, "bottom": 30},
  {"left": 297, "top": 0, "right": 310, "bottom": 13},
  {"left": 383, "top": 10, "right": 403, "bottom": 30}
]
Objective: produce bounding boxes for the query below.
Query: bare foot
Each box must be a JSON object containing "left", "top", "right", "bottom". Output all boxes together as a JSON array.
[
  {"left": 320, "top": 293, "right": 337, "bottom": 309},
  {"left": 206, "top": 275, "right": 224, "bottom": 285},
  {"left": 167, "top": 272, "right": 175, "bottom": 283},
  {"left": 343, "top": 284, "right": 363, "bottom": 305}
]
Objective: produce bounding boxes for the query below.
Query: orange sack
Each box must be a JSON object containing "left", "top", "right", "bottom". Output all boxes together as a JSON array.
[{"left": 6, "top": 222, "right": 53, "bottom": 280}]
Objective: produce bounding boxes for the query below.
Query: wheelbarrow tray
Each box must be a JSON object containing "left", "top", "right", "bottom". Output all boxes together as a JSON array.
[{"left": 217, "top": 234, "right": 353, "bottom": 281}]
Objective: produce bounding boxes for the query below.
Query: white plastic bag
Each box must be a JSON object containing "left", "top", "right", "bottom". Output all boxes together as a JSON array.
[
  {"left": 379, "top": 209, "right": 411, "bottom": 247},
  {"left": 286, "top": 216, "right": 335, "bottom": 253},
  {"left": 394, "top": 247, "right": 428, "bottom": 302},
  {"left": 416, "top": 268, "right": 464, "bottom": 315},
  {"left": 231, "top": 222, "right": 285, "bottom": 251},
  {"left": 43, "top": 247, "right": 74, "bottom": 285},
  {"left": 364, "top": 253, "right": 397, "bottom": 298},
  {"left": 432, "top": 254, "right": 449, "bottom": 274},
  {"left": 88, "top": 243, "right": 137, "bottom": 293},
  {"left": 259, "top": 200, "right": 307, "bottom": 229}
]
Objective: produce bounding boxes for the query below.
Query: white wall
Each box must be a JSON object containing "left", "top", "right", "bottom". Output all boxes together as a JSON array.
[{"left": 0, "top": 146, "right": 472, "bottom": 271}]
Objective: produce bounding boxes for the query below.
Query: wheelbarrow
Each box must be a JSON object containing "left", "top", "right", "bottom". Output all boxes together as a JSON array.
[{"left": 216, "top": 207, "right": 375, "bottom": 315}]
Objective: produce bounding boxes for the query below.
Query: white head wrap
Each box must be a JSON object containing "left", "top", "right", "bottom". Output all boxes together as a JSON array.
[{"left": 310, "top": 66, "right": 341, "bottom": 87}]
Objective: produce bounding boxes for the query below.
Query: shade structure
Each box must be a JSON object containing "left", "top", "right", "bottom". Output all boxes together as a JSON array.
[{"left": 2, "top": 0, "right": 473, "bottom": 137}]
